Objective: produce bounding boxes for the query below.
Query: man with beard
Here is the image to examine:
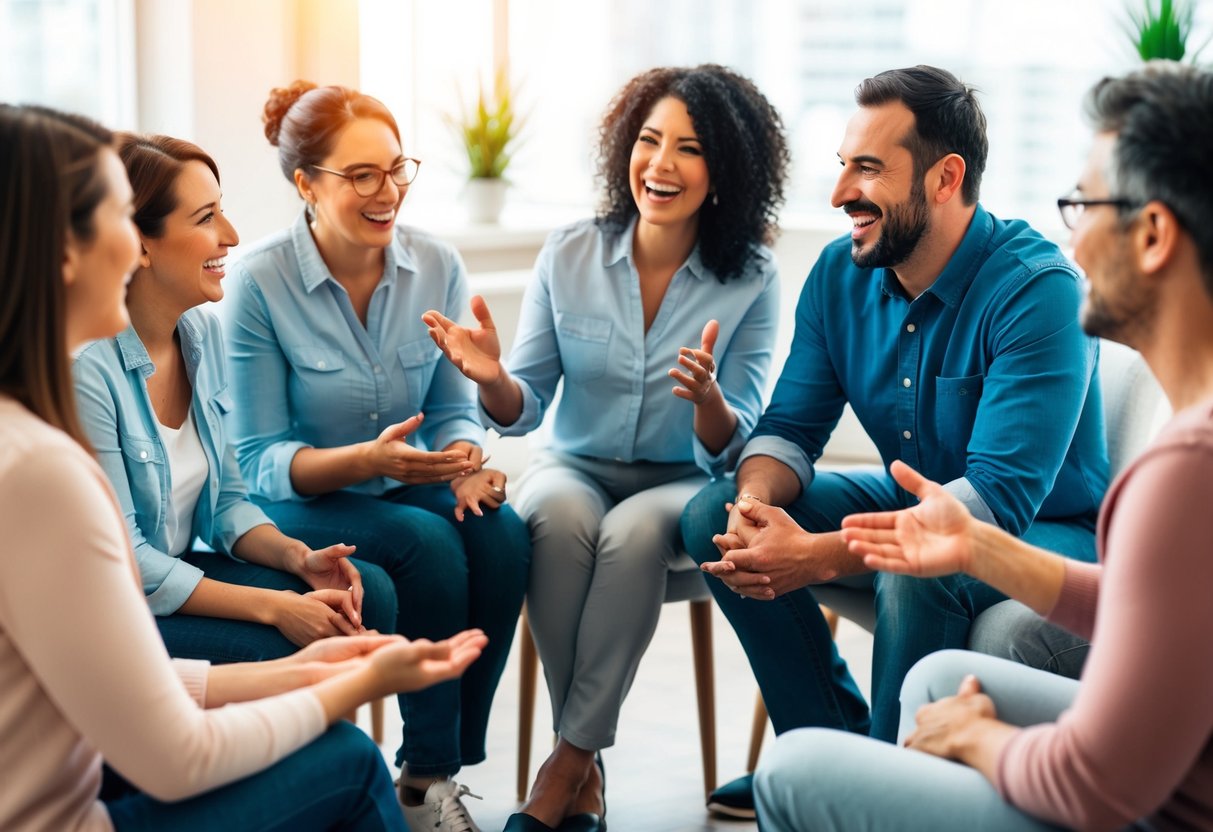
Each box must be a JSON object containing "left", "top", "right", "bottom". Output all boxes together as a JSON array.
[{"left": 680, "top": 65, "right": 1109, "bottom": 819}]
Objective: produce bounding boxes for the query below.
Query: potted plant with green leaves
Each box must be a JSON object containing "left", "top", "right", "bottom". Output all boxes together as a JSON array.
[
  {"left": 1121, "top": 0, "right": 1208, "bottom": 61},
  {"left": 447, "top": 69, "right": 525, "bottom": 224}
]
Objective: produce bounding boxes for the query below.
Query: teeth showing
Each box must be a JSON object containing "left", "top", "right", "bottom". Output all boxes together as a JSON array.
[
  {"left": 203, "top": 257, "right": 226, "bottom": 270},
  {"left": 852, "top": 215, "right": 878, "bottom": 228},
  {"left": 646, "top": 182, "right": 682, "bottom": 195},
  {"left": 363, "top": 210, "right": 394, "bottom": 222}
]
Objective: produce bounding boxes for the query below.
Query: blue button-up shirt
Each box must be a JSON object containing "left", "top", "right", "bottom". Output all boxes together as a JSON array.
[
  {"left": 224, "top": 211, "right": 483, "bottom": 501},
  {"left": 484, "top": 219, "right": 779, "bottom": 475},
  {"left": 742, "top": 205, "right": 1108, "bottom": 533},
  {"left": 73, "top": 308, "right": 272, "bottom": 614}
]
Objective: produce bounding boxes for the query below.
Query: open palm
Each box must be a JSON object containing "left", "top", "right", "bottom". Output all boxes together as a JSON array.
[
  {"left": 840, "top": 460, "right": 975, "bottom": 578},
  {"left": 421, "top": 295, "right": 502, "bottom": 385}
]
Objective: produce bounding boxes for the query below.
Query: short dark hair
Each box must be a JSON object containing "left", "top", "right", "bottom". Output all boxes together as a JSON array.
[
  {"left": 855, "top": 65, "right": 988, "bottom": 205},
  {"left": 596, "top": 64, "right": 790, "bottom": 282},
  {"left": 116, "top": 134, "right": 220, "bottom": 239},
  {"left": 0, "top": 104, "right": 113, "bottom": 448},
  {"left": 1084, "top": 61, "right": 1213, "bottom": 299},
  {"left": 263, "top": 80, "right": 400, "bottom": 189}
]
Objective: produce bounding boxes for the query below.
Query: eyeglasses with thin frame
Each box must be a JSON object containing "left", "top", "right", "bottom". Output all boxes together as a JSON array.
[
  {"left": 1056, "top": 195, "right": 1133, "bottom": 230},
  {"left": 311, "top": 158, "right": 421, "bottom": 197}
]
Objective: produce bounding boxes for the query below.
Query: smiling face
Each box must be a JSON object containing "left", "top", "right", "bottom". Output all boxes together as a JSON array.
[
  {"left": 63, "top": 148, "right": 141, "bottom": 344},
  {"left": 304, "top": 117, "right": 406, "bottom": 254},
  {"left": 1072, "top": 132, "right": 1154, "bottom": 345},
  {"left": 831, "top": 102, "right": 931, "bottom": 270},
  {"left": 628, "top": 96, "right": 711, "bottom": 234},
  {"left": 139, "top": 159, "right": 238, "bottom": 308}
]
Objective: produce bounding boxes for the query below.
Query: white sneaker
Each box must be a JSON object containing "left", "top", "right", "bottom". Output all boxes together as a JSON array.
[{"left": 400, "top": 778, "right": 482, "bottom": 832}]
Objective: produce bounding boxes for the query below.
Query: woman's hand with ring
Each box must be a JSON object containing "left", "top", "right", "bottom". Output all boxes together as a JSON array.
[{"left": 670, "top": 319, "right": 720, "bottom": 405}]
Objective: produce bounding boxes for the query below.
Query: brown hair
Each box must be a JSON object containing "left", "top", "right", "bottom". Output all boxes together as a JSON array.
[
  {"left": 262, "top": 80, "right": 400, "bottom": 187},
  {"left": 116, "top": 133, "right": 220, "bottom": 238},
  {"left": 0, "top": 104, "right": 113, "bottom": 447}
]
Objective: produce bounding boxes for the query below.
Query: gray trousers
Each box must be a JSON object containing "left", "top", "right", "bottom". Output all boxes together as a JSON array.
[{"left": 512, "top": 451, "right": 706, "bottom": 750}]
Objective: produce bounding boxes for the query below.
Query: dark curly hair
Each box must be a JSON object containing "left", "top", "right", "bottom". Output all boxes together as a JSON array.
[{"left": 596, "top": 64, "right": 789, "bottom": 283}]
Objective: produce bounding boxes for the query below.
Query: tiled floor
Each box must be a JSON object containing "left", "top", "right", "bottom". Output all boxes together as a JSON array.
[{"left": 358, "top": 601, "right": 874, "bottom": 832}]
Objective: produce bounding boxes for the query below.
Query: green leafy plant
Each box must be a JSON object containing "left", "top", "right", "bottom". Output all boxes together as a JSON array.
[
  {"left": 446, "top": 70, "right": 525, "bottom": 180},
  {"left": 1121, "top": 0, "right": 1207, "bottom": 61}
]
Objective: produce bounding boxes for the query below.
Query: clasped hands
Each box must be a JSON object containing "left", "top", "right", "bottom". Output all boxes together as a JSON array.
[{"left": 703, "top": 497, "right": 830, "bottom": 599}]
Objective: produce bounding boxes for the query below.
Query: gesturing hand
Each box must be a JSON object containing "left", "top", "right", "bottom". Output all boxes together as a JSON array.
[
  {"left": 370, "top": 628, "right": 490, "bottom": 694},
  {"left": 840, "top": 460, "right": 975, "bottom": 578},
  {"left": 291, "top": 541, "right": 364, "bottom": 624},
  {"left": 366, "top": 413, "right": 475, "bottom": 484},
  {"left": 422, "top": 295, "right": 503, "bottom": 385},
  {"left": 670, "top": 319, "right": 720, "bottom": 405},
  {"left": 451, "top": 468, "right": 507, "bottom": 521}
]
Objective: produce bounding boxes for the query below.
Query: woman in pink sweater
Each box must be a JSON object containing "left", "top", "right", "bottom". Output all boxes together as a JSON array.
[
  {"left": 751, "top": 63, "right": 1213, "bottom": 831},
  {"left": 0, "top": 104, "right": 485, "bottom": 831}
]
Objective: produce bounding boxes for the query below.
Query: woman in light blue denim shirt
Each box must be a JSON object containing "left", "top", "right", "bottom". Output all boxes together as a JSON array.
[
  {"left": 73, "top": 133, "right": 395, "bottom": 662},
  {"left": 224, "top": 81, "right": 531, "bottom": 829},
  {"left": 425, "top": 65, "right": 789, "bottom": 831}
]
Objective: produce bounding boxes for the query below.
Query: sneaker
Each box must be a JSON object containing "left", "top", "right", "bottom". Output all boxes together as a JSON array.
[
  {"left": 400, "top": 778, "right": 483, "bottom": 832},
  {"left": 706, "top": 772, "right": 756, "bottom": 820}
]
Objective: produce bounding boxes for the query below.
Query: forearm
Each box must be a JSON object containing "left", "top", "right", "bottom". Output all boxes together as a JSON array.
[
  {"left": 204, "top": 658, "right": 332, "bottom": 707},
  {"left": 231, "top": 523, "right": 300, "bottom": 573},
  {"left": 805, "top": 530, "right": 869, "bottom": 583},
  {"left": 693, "top": 385, "right": 739, "bottom": 456},
  {"left": 735, "top": 455, "right": 803, "bottom": 507},
  {"left": 289, "top": 444, "right": 376, "bottom": 496},
  {"left": 478, "top": 370, "right": 524, "bottom": 427},
  {"left": 952, "top": 716, "right": 1020, "bottom": 784},
  {"left": 966, "top": 521, "right": 1067, "bottom": 616},
  {"left": 309, "top": 661, "right": 384, "bottom": 723},
  {"left": 178, "top": 577, "right": 281, "bottom": 626}
]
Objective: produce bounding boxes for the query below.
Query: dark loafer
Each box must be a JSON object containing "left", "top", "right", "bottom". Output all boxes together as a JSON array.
[
  {"left": 706, "top": 772, "right": 756, "bottom": 819},
  {"left": 503, "top": 812, "right": 560, "bottom": 832},
  {"left": 557, "top": 813, "right": 604, "bottom": 832}
]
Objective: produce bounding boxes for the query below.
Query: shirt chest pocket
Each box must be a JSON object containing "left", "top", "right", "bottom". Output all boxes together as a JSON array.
[
  {"left": 120, "top": 433, "right": 166, "bottom": 529},
  {"left": 556, "top": 313, "right": 612, "bottom": 383},
  {"left": 934, "top": 374, "right": 984, "bottom": 448},
  {"left": 397, "top": 338, "right": 440, "bottom": 405},
  {"left": 205, "top": 387, "right": 234, "bottom": 444},
  {"left": 287, "top": 346, "right": 348, "bottom": 400}
]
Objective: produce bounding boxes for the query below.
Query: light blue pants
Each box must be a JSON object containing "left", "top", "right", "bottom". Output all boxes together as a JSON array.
[{"left": 754, "top": 650, "right": 1080, "bottom": 832}]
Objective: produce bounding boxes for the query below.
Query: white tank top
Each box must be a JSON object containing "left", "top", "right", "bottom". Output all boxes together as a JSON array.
[{"left": 157, "top": 407, "right": 209, "bottom": 557}]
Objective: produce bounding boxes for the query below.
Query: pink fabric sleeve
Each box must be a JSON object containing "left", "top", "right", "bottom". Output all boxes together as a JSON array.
[
  {"left": 1045, "top": 559, "right": 1102, "bottom": 640},
  {"left": 172, "top": 660, "right": 210, "bottom": 707},
  {"left": 0, "top": 447, "right": 327, "bottom": 802},
  {"left": 996, "top": 441, "right": 1213, "bottom": 830}
]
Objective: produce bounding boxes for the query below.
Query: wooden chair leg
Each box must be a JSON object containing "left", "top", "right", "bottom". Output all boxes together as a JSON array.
[
  {"left": 689, "top": 599, "right": 717, "bottom": 798},
  {"left": 746, "top": 605, "right": 839, "bottom": 772},
  {"left": 371, "top": 697, "right": 385, "bottom": 745},
  {"left": 517, "top": 606, "right": 539, "bottom": 803}
]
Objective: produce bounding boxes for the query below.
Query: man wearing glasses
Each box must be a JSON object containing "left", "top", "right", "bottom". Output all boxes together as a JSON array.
[{"left": 681, "top": 65, "right": 1108, "bottom": 819}]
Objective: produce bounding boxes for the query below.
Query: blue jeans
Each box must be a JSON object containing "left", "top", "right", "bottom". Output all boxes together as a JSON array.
[
  {"left": 103, "top": 721, "right": 404, "bottom": 831},
  {"left": 256, "top": 483, "right": 532, "bottom": 776},
  {"left": 754, "top": 651, "right": 1080, "bottom": 832},
  {"left": 680, "top": 469, "right": 1096, "bottom": 742},
  {"left": 156, "top": 551, "right": 396, "bottom": 663}
]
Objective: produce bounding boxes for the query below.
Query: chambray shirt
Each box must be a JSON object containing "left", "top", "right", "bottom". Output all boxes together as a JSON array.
[
  {"left": 742, "top": 205, "right": 1108, "bottom": 533},
  {"left": 483, "top": 219, "right": 779, "bottom": 475},
  {"left": 224, "top": 211, "right": 484, "bottom": 501},
  {"left": 72, "top": 309, "right": 272, "bottom": 615}
]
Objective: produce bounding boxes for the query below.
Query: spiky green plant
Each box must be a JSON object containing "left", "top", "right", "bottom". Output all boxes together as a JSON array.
[
  {"left": 1121, "top": 0, "right": 1206, "bottom": 61},
  {"left": 447, "top": 70, "right": 525, "bottom": 180}
]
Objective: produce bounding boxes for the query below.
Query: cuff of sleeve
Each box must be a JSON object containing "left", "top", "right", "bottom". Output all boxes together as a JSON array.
[
  {"left": 737, "top": 436, "right": 815, "bottom": 491},
  {"left": 941, "top": 477, "right": 998, "bottom": 526},
  {"left": 431, "top": 417, "right": 486, "bottom": 455},
  {"left": 146, "top": 558, "right": 206, "bottom": 616},
  {"left": 1047, "top": 559, "right": 1101, "bottom": 623},
  {"left": 693, "top": 426, "right": 745, "bottom": 478},
  {"left": 213, "top": 503, "right": 275, "bottom": 556},
  {"left": 258, "top": 441, "right": 313, "bottom": 503},
  {"left": 478, "top": 384, "right": 541, "bottom": 437},
  {"left": 172, "top": 658, "right": 211, "bottom": 707}
]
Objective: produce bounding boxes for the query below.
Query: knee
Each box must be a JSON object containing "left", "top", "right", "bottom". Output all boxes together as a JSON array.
[
  {"left": 467, "top": 504, "right": 532, "bottom": 567},
  {"left": 969, "top": 601, "right": 1089, "bottom": 677},
  {"left": 900, "top": 649, "right": 975, "bottom": 711},
  {"left": 598, "top": 510, "right": 672, "bottom": 569},
  {"left": 524, "top": 491, "right": 601, "bottom": 552},
  {"left": 679, "top": 479, "right": 735, "bottom": 564},
  {"left": 754, "top": 728, "right": 844, "bottom": 828}
]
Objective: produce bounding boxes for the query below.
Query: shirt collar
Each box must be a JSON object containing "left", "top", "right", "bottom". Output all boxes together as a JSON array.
[
  {"left": 923, "top": 204, "right": 993, "bottom": 308},
  {"left": 602, "top": 216, "right": 710, "bottom": 281},
  {"left": 114, "top": 311, "right": 207, "bottom": 376},
  {"left": 291, "top": 209, "right": 415, "bottom": 293}
]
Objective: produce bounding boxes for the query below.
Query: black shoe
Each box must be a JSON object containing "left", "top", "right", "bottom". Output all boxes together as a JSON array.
[
  {"left": 706, "top": 772, "right": 756, "bottom": 820},
  {"left": 503, "top": 812, "right": 559, "bottom": 832}
]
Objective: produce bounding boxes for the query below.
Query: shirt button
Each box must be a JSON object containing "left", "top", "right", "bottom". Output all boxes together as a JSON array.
[
  {"left": 902, "top": 378, "right": 912, "bottom": 388},
  {"left": 906, "top": 323, "right": 916, "bottom": 333},
  {"left": 903, "top": 430, "right": 912, "bottom": 440},
  {"left": 316, "top": 360, "right": 327, "bottom": 369},
  {"left": 139, "top": 450, "right": 148, "bottom": 459},
  {"left": 369, "top": 412, "right": 378, "bottom": 420}
]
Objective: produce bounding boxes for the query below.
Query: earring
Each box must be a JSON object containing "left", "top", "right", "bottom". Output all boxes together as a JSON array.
[{"left": 712, "top": 192, "right": 719, "bottom": 207}]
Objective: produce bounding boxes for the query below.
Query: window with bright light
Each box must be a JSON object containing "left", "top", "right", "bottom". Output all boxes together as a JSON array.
[{"left": 360, "top": 0, "right": 1211, "bottom": 234}]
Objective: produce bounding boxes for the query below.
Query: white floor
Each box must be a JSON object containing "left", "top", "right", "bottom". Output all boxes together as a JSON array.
[{"left": 356, "top": 601, "right": 874, "bottom": 832}]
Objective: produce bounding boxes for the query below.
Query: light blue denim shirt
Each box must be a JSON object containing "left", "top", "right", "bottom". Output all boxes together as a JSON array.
[
  {"left": 224, "top": 211, "right": 484, "bottom": 501},
  {"left": 742, "top": 205, "right": 1108, "bottom": 534},
  {"left": 73, "top": 308, "right": 272, "bottom": 615},
  {"left": 483, "top": 218, "right": 779, "bottom": 475}
]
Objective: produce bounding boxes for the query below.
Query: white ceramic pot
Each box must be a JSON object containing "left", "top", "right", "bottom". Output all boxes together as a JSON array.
[{"left": 463, "top": 177, "right": 508, "bottom": 224}]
